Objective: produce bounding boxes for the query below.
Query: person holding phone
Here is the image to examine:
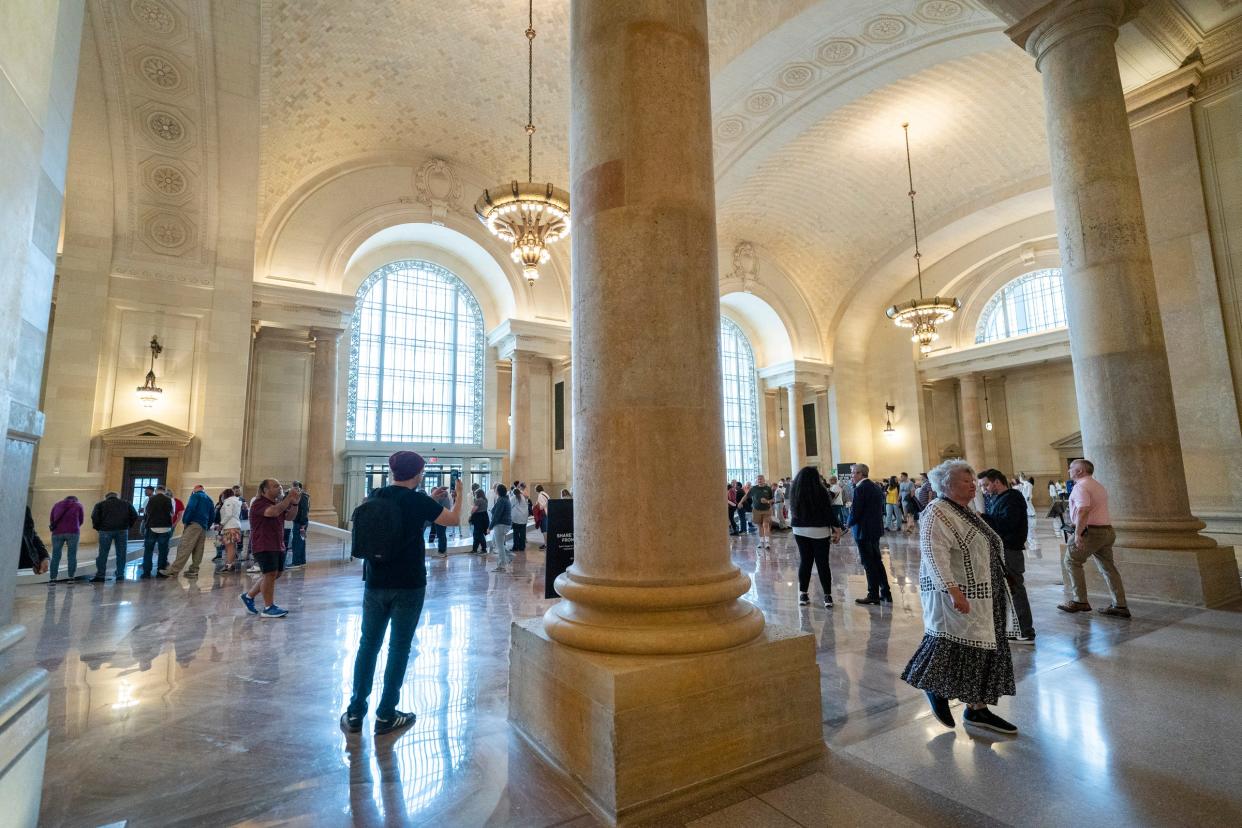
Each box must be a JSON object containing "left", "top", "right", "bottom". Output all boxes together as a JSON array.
[{"left": 240, "top": 479, "right": 302, "bottom": 619}]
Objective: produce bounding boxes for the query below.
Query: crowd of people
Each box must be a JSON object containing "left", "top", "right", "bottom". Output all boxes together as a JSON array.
[
  {"left": 723, "top": 456, "right": 1129, "bottom": 738},
  {"left": 20, "top": 448, "right": 1128, "bottom": 742}
]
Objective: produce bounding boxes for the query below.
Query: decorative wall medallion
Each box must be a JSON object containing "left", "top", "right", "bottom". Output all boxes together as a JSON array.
[
  {"left": 815, "top": 39, "right": 859, "bottom": 65},
  {"left": 778, "top": 63, "right": 816, "bottom": 89},
  {"left": 915, "top": 1, "right": 965, "bottom": 23},
  {"left": 151, "top": 165, "right": 186, "bottom": 195},
  {"left": 715, "top": 116, "right": 747, "bottom": 141},
  {"left": 130, "top": 0, "right": 175, "bottom": 34},
  {"left": 728, "top": 241, "right": 760, "bottom": 293},
  {"left": 140, "top": 55, "right": 181, "bottom": 89},
  {"left": 863, "top": 15, "right": 909, "bottom": 42},
  {"left": 146, "top": 111, "right": 184, "bottom": 143},
  {"left": 413, "top": 158, "right": 462, "bottom": 225},
  {"left": 145, "top": 212, "right": 190, "bottom": 249},
  {"left": 745, "top": 90, "right": 780, "bottom": 114}
]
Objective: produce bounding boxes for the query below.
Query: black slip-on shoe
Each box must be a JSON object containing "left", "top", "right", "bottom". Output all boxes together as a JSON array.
[
  {"left": 855, "top": 596, "right": 881, "bottom": 605},
  {"left": 340, "top": 711, "right": 362, "bottom": 734},
  {"left": 963, "top": 707, "right": 1018, "bottom": 734},
  {"left": 926, "top": 691, "right": 955, "bottom": 728},
  {"left": 1097, "top": 605, "right": 1131, "bottom": 619}
]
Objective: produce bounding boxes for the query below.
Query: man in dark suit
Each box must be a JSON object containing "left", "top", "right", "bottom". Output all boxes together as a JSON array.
[{"left": 847, "top": 463, "right": 892, "bottom": 605}]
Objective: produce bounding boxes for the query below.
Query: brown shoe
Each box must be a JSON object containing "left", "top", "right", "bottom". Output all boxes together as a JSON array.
[
  {"left": 1057, "top": 601, "right": 1092, "bottom": 613},
  {"left": 1097, "top": 605, "right": 1131, "bottom": 618}
]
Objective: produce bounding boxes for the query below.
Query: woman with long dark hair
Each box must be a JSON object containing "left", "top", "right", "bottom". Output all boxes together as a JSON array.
[{"left": 789, "top": 465, "right": 843, "bottom": 607}]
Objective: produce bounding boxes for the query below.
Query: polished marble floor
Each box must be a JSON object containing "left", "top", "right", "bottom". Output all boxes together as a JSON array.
[{"left": 12, "top": 522, "right": 1242, "bottom": 827}]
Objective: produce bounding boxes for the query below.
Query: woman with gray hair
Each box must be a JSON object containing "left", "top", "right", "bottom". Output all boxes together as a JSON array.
[{"left": 900, "top": 458, "right": 1019, "bottom": 734}]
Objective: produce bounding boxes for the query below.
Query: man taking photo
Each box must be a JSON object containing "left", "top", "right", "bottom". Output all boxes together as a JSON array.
[{"left": 341, "top": 450, "right": 463, "bottom": 737}]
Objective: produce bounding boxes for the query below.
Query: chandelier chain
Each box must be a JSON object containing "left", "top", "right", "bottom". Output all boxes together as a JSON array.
[
  {"left": 526, "top": 0, "right": 535, "bottom": 183},
  {"left": 903, "top": 122, "right": 924, "bottom": 299}
]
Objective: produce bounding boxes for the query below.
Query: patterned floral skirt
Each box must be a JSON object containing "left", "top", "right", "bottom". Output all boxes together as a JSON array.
[{"left": 900, "top": 552, "right": 1017, "bottom": 705}]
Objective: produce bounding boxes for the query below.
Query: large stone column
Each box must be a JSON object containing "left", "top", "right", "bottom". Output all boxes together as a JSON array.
[
  {"left": 304, "top": 327, "right": 341, "bottom": 524},
  {"left": 508, "top": 351, "right": 532, "bottom": 484},
  {"left": 957, "top": 373, "right": 986, "bottom": 470},
  {"left": 785, "top": 382, "right": 806, "bottom": 474},
  {"left": 815, "top": 387, "right": 832, "bottom": 469},
  {"left": 508, "top": 2, "right": 823, "bottom": 822},
  {"left": 999, "top": 0, "right": 1239, "bottom": 605}
]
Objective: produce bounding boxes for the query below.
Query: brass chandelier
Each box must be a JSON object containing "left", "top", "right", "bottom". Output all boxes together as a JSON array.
[
  {"left": 474, "top": 0, "right": 569, "bottom": 287},
  {"left": 885, "top": 123, "right": 959, "bottom": 355}
]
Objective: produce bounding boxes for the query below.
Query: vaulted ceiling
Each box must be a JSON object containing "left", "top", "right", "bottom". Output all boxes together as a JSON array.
[{"left": 77, "top": 0, "right": 1242, "bottom": 357}]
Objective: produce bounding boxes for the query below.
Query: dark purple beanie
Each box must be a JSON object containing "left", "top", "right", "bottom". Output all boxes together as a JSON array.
[{"left": 388, "top": 450, "right": 425, "bottom": 482}]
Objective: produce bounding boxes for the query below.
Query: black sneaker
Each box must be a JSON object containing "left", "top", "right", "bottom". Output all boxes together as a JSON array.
[
  {"left": 339, "top": 711, "right": 362, "bottom": 734},
  {"left": 855, "top": 596, "right": 881, "bottom": 605},
  {"left": 963, "top": 707, "right": 1018, "bottom": 734},
  {"left": 824, "top": 596, "right": 834, "bottom": 608},
  {"left": 925, "top": 691, "right": 954, "bottom": 728},
  {"left": 798, "top": 592, "right": 810, "bottom": 606},
  {"left": 374, "top": 711, "right": 416, "bottom": 736},
  {"left": 90, "top": 576, "right": 105, "bottom": 583}
]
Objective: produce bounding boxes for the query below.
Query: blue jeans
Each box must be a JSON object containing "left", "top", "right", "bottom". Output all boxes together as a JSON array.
[
  {"left": 50, "top": 534, "right": 79, "bottom": 580},
  {"left": 95, "top": 530, "right": 129, "bottom": 578},
  {"left": 290, "top": 525, "right": 307, "bottom": 566},
  {"left": 347, "top": 587, "right": 427, "bottom": 720},
  {"left": 142, "top": 530, "right": 171, "bottom": 575},
  {"left": 493, "top": 525, "right": 511, "bottom": 567},
  {"left": 426, "top": 523, "right": 447, "bottom": 554}
]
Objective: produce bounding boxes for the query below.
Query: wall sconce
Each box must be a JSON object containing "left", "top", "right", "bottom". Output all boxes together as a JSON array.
[
  {"left": 883, "top": 402, "right": 896, "bottom": 435},
  {"left": 777, "top": 392, "right": 786, "bottom": 439},
  {"left": 135, "top": 336, "right": 163, "bottom": 408},
  {"left": 983, "top": 375, "right": 994, "bottom": 431}
]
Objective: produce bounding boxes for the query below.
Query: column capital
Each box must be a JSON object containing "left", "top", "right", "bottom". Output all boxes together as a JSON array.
[
  {"left": 757, "top": 359, "right": 832, "bottom": 391},
  {"left": 310, "top": 326, "right": 344, "bottom": 342},
  {"left": 995, "top": 0, "right": 1138, "bottom": 66},
  {"left": 487, "top": 318, "right": 571, "bottom": 361}
]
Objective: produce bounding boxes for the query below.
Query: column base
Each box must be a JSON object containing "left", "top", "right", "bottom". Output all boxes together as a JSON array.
[
  {"left": 0, "top": 626, "right": 50, "bottom": 828},
  {"left": 1076, "top": 544, "right": 1242, "bottom": 607},
  {"left": 306, "top": 508, "right": 339, "bottom": 527},
  {"left": 508, "top": 618, "right": 824, "bottom": 827}
]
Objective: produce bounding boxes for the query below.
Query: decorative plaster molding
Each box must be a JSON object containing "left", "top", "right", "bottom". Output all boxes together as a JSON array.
[
  {"left": 413, "top": 158, "right": 462, "bottom": 225},
  {"left": 1125, "top": 62, "right": 1202, "bottom": 125},
  {"left": 1135, "top": 0, "right": 1203, "bottom": 65},
  {"left": 757, "top": 359, "right": 833, "bottom": 389},
  {"left": 725, "top": 241, "right": 760, "bottom": 293},
  {"left": 486, "top": 318, "right": 572, "bottom": 361},
  {"left": 111, "top": 266, "right": 212, "bottom": 287}
]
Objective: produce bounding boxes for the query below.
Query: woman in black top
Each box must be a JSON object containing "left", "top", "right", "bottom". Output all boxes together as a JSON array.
[{"left": 788, "top": 466, "right": 843, "bottom": 607}]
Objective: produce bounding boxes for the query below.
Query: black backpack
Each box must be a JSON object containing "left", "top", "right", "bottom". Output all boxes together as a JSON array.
[{"left": 350, "top": 491, "right": 404, "bottom": 563}]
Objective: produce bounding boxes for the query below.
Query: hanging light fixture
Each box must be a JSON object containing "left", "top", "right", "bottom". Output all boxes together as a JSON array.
[
  {"left": 778, "top": 392, "right": 786, "bottom": 439},
  {"left": 475, "top": 0, "right": 569, "bottom": 287},
  {"left": 983, "top": 375, "right": 994, "bottom": 431},
  {"left": 886, "top": 123, "right": 960, "bottom": 355},
  {"left": 135, "top": 335, "right": 164, "bottom": 408},
  {"left": 883, "top": 402, "right": 896, "bottom": 435}
]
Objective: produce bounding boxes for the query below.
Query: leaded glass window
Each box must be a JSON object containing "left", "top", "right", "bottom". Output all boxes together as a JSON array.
[
  {"left": 347, "top": 260, "right": 484, "bottom": 444},
  {"left": 720, "top": 317, "right": 760, "bottom": 484},
  {"left": 975, "top": 268, "right": 1067, "bottom": 344}
]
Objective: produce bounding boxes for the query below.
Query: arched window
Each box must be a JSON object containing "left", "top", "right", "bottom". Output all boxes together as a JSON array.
[
  {"left": 347, "top": 260, "right": 484, "bottom": 443},
  {"left": 975, "top": 268, "right": 1067, "bottom": 344},
  {"left": 720, "top": 317, "right": 760, "bottom": 483}
]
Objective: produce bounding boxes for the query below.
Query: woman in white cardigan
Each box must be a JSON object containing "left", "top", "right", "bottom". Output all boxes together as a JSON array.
[{"left": 901, "top": 459, "right": 1019, "bottom": 735}]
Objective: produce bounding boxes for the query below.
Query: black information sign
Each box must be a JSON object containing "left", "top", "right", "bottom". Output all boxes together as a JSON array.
[{"left": 543, "top": 498, "right": 574, "bottom": 599}]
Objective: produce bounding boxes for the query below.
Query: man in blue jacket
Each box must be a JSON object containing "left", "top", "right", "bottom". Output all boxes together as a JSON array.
[
  {"left": 163, "top": 484, "right": 215, "bottom": 578},
  {"left": 847, "top": 463, "right": 892, "bottom": 605}
]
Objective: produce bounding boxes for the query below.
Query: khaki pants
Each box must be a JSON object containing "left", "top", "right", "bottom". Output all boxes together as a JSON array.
[
  {"left": 167, "top": 523, "right": 208, "bottom": 575},
  {"left": 1064, "top": 525, "right": 1127, "bottom": 607}
]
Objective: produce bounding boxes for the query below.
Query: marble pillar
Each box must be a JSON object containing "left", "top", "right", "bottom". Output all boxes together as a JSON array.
[
  {"left": 508, "top": 2, "right": 823, "bottom": 823},
  {"left": 509, "top": 351, "right": 531, "bottom": 484},
  {"left": 1007, "top": 0, "right": 1239, "bottom": 605},
  {"left": 0, "top": 1, "right": 85, "bottom": 821},
  {"left": 786, "top": 382, "right": 806, "bottom": 475},
  {"left": 304, "top": 328, "right": 340, "bottom": 524},
  {"left": 958, "top": 374, "right": 986, "bottom": 470}
]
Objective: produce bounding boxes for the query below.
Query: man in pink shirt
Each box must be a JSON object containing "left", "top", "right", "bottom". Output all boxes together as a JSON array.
[{"left": 1058, "top": 459, "right": 1130, "bottom": 618}]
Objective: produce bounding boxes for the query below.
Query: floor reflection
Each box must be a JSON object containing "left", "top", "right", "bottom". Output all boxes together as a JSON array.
[{"left": 10, "top": 526, "right": 1241, "bottom": 826}]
